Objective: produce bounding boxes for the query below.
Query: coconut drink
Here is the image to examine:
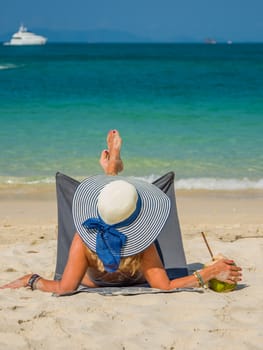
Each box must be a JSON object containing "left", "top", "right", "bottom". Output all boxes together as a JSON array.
[{"left": 205, "top": 254, "right": 237, "bottom": 293}]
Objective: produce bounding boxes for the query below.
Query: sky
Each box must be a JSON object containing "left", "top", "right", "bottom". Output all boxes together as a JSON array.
[{"left": 1, "top": 0, "right": 263, "bottom": 42}]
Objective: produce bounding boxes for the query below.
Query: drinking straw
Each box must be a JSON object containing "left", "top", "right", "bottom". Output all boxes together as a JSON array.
[{"left": 201, "top": 232, "right": 214, "bottom": 260}]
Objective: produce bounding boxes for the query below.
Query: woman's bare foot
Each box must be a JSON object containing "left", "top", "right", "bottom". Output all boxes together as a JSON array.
[{"left": 99, "top": 129, "right": 124, "bottom": 175}]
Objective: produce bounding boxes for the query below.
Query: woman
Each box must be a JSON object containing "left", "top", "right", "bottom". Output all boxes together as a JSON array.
[{"left": 0, "top": 130, "right": 242, "bottom": 293}]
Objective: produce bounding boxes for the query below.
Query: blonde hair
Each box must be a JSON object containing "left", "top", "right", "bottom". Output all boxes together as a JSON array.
[{"left": 87, "top": 246, "right": 142, "bottom": 276}]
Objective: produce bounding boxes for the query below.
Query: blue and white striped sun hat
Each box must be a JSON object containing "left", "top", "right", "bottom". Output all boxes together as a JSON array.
[{"left": 72, "top": 175, "right": 171, "bottom": 261}]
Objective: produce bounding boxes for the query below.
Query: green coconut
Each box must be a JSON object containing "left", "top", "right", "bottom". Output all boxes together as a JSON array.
[
  {"left": 209, "top": 279, "right": 237, "bottom": 293},
  {"left": 204, "top": 253, "right": 237, "bottom": 293}
]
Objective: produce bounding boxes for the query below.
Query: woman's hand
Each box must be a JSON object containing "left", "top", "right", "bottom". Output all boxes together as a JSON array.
[
  {"left": 209, "top": 258, "right": 242, "bottom": 284},
  {"left": 0, "top": 274, "right": 32, "bottom": 289}
]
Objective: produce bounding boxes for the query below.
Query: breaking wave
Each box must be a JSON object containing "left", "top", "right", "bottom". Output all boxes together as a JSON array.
[
  {"left": 174, "top": 177, "right": 263, "bottom": 190},
  {"left": 1, "top": 176, "right": 263, "bottom": 191},
  {"left": 0, "top": 63, "right": 19, "bottom": 70}
]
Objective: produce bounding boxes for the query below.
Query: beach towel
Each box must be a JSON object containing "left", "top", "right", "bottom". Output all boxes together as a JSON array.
[{"left": 54, "top": 172, "right": 193, "bottom": 296}]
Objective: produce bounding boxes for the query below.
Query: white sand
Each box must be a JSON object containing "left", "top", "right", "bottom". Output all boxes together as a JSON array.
[{"left": 0, "top": 187, "right": 262, "bottom": 349}]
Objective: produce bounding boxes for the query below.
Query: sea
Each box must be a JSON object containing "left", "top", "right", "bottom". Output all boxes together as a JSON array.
[{"left": 0, "top": 43, "right": 263, "bottom": 190}]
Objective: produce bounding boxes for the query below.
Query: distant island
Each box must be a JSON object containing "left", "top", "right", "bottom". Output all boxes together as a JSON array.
[
  {"left": 0, "top": 28, "right": 256, "bottom": 44},
  {"left": 0, "top": 28, "right": 150, "bottom": 43},
  {"left": 204, "top": 38, "right": 217, "bottom": 44},
  {"left": 0, "top": 28, "right": 214, "bottom": 44}
]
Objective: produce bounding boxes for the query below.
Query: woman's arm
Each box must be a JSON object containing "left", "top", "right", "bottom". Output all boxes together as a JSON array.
[
  {"left": 141, "top": 244, "right": 242, "bottom": 290},
  {"left": 1, "top": 234, "right": 89, "bottom": 294}
]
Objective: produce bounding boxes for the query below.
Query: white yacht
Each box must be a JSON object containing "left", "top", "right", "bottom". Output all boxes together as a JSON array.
[{"left": 4, "top": 25, "right": 47, "bottom": 46}]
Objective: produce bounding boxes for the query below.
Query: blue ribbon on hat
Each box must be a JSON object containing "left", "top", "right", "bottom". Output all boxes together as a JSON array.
[{"left": 82, "top": 194, "right": 141, "bottom": 272}]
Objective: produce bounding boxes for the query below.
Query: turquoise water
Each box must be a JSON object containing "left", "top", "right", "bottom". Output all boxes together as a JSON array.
[{"left": 0, "top": 44, "right": 262, "bottom": 189}]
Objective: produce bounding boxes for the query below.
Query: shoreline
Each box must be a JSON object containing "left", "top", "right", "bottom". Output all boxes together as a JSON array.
[
  {"left": 1, "top": 181, "right": 263, "bottom": 197},
  {"left": 1, "top": 173, "right": 263, "bottom": 193}
]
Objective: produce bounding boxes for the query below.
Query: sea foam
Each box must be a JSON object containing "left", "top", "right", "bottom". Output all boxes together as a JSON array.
[
  {"left": 1, "top": 176, "right": 263, "bottom": 191},
  {"left": 130, "top": 175, "right": 263, "bottom": 191},
  {"left": 0, "top": 64, "right": 18, "bottom": 70},
  {"left": 174, "top": 177, "right": 263, "bottom": 190}
]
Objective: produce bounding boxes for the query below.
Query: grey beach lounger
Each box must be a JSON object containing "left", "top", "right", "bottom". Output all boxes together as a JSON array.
[{"left": 54, "top": 172, "right": 195, "bottom": 296}]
